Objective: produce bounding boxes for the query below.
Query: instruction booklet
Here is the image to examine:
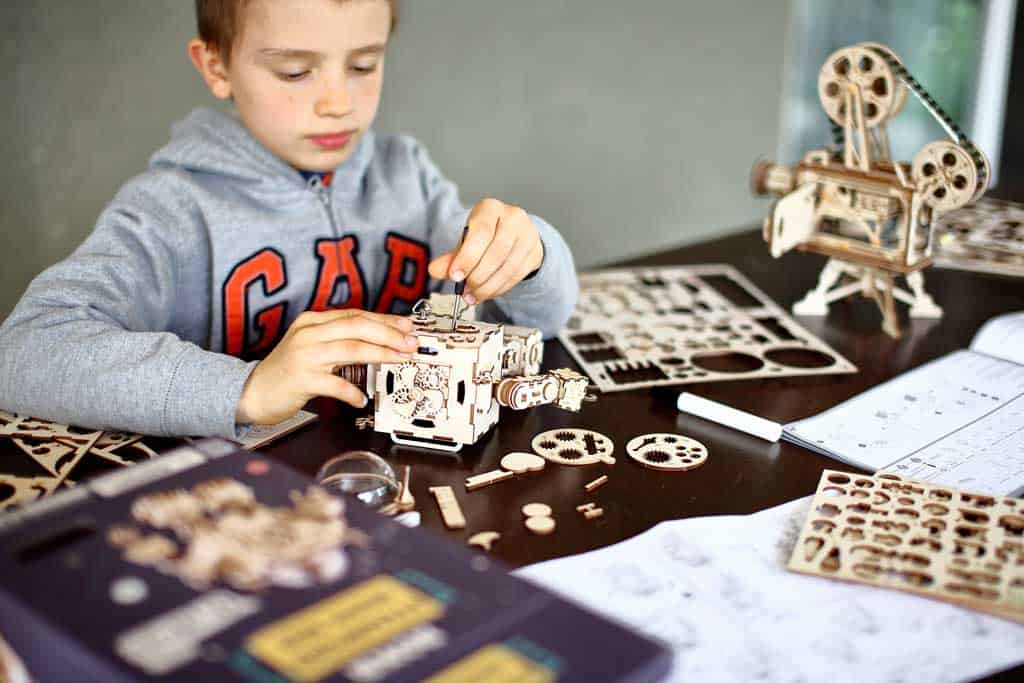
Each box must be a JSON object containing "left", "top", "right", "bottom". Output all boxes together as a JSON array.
[{"left": 784, "top": 311, "right": 1024, "bottom": 496}]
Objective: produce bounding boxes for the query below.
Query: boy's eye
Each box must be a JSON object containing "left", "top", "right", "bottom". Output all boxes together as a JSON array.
[
  {"left": 278, "top": 70, "right": 310, "bottom": 82},
  {"left": 351, "top": 62, "right": 379, "bottom": 74}
]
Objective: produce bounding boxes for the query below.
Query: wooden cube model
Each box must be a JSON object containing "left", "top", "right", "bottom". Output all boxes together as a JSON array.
[{"left": 366, "top": 300, "right": 586, "bottom": 452}]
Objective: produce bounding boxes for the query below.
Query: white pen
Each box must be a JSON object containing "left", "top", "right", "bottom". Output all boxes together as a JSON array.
[{"left": 676, "top": 392, "right": 783, "bottom": 442}]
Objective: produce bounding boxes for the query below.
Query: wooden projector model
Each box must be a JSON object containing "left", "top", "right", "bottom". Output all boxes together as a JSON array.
[
  {"left": 359, "top": 298, "right": 589, "bottom": 452},
  {"left": 752, "top": 42, "right": 990, "bottom": 337}
]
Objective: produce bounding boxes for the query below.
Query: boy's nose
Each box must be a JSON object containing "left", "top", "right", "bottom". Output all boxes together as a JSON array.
[{"left": 315, "top": 82, "right": 353, "bottom": 118}]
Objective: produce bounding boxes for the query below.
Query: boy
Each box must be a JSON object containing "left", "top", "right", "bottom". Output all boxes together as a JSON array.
[{"left": 0, "top": 0, "right": 578, "bottom": 439}]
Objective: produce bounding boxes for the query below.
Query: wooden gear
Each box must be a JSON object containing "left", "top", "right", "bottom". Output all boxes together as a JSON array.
[
  {"left": 753, "top": 42, "right": 990, "bottom": 338},
  {"left": 531, "top": 429, "right": 615, "bottom": 466},
  {"left": 625, "top": 433, "right": 708, "bottom": 471}
]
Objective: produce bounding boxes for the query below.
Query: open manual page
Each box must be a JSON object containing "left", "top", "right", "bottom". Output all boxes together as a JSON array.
[
  {"left": 517, "top": 497, "right": 1024, "bottom": 683},
  {"left": 783, "top": 311, "right": 1024, "bottom": 496}
]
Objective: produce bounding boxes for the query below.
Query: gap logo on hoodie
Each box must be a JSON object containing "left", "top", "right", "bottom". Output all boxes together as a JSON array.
[{"left": 222, "top": 232, "right": 430, "bottom": 359}]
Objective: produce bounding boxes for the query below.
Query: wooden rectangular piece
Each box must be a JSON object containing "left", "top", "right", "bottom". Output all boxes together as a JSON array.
[
  {"left": 465, "top": 469, "right": 514, "bottom": 491},
  {"left": 584, "top": 475, "right": 609, "bottom": 492},
  {"left": 428, "top": 486, "right": 466, "bottom": 529}
]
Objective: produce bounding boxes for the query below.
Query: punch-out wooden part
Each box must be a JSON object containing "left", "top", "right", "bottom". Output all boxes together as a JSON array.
[
  {"left": 932, "top": 198, "right": 1024, "bottom": 276},
  {"left": 467, "top": 531, "right": 501, "bottom": 552},
  {"left": 583, "top": 508, "right": 604, "bottom": 520},
  {"left": 557, "top": 265, "right": 857, "bottom": 394},
  {"left": 790, "top": 469, "right": 1024, "bottom": 624},
  {"left": 575, "top": 503, "right": 597, "bottom": 513},
  {"left": 353, "top": 416, "right": 375, "bottom": 431},
  {"left": 525, "top": 516, "right": 556, "bottom": 536},
  {"left": 626, "top": 433, "right": 708, "bottom": 472},
  {"left": 428, "top": 486, "right": 466, "bottom": 530},
  {"left": 584, "top": 475, "right": 609, "bottom": 492},
  {"left": 753, "top": 42, "right": 990, "bottom": 339},
  {"left": 531, "top": 429, "right": 615, "bottom": 466},
  {"left": 0, "top": 473, "right": 60, "bottom": 511},
  {"left": 522, "top": 503, "right": 553, "bottom": 518},
  {"left": 500, "top": 451, "right": 546, "bottom": 474},
  {"left": 465, "top": 469, "right": 514, "bottom": 491}
]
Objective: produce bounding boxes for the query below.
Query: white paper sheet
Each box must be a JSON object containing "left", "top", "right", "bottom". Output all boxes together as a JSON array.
[
  {"left": 783, "top": 350, "right": 1024, "bottom": 494},
  {"left": 517, "top": 498, "right": 1024, "bottom": 683},
  {"left": 972, "top": 311, "right": 1024, "bottom": 366}
]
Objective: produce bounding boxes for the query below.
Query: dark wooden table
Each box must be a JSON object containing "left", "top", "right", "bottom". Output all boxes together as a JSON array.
[{"left": 262, "top": 226, "right": 1023, "bottom": 681}]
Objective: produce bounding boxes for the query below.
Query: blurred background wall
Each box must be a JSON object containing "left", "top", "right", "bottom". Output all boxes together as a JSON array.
[{"left": 0, "top": 1, "right": 789, "bottom": 319}]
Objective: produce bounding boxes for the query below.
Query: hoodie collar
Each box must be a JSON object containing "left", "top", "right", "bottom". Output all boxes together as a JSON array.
[{"left": 149, "top": 107, "right": 375, "bottom": 202}]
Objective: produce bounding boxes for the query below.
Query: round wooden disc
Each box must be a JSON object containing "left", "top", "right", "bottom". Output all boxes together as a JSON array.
[
  {"left": 525, "top": 516, "right": 556, "bottom": 535},
  {"left": 522, "top": 503, "right": 552, "bottom": 518},
  {"left": 501, "top": 452, "right": 546, "bottom": 474},
  {"left": 531, "top": 429, "right": 615, "bottom": 466},
  {"left": 626, "top": 433, "right": 708, "bottom": 471}
]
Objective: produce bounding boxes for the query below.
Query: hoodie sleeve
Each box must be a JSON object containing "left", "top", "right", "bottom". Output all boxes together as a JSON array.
[
  {"left": 407, "top": 138, "right": 579, "bottom": 339},
  {"left": 0, "top": 173, "right": 256, "bottom": 438}
]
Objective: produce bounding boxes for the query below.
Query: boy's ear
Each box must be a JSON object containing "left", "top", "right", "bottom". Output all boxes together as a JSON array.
[{"left": 188, "top": 39, "right": 233, "bottom": 100}]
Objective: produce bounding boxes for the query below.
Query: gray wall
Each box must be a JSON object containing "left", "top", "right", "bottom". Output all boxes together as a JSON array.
[{"left": 0, "top": 1, "right": 788, "bottom": 320}]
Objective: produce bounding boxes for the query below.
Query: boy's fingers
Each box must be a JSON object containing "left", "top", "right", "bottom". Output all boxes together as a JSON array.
[
  {"left": 451, "top": 202, "right": 503, "bottom": 279},
  {"left": 290, "top": 308, "right": 359, "bottom": 330},
  {"left": 317, "top": 340, "right": 415, "bottom": 367},
  {"left": 310, "top": 375, "right": 368, "bottom": 408},
  {"left": 471, "top": 240, "right": 530, "bottom": 301},
  {"left": 428, "top": 253, "right": 454, "bottom": 280},
  {"left": 466, "top": 227, "right": 518, "bottom": 293},
  {"left": 310, "top": 318, "right": 418, "bottom": 352}
]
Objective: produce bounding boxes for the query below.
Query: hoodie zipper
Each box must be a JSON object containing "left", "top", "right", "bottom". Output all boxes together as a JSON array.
[
  {"left": 308, "top": 175, "right": 346, "bottom": 304},
  {"left": 308, "top": 175, "right": 339, "bottom": 238}
]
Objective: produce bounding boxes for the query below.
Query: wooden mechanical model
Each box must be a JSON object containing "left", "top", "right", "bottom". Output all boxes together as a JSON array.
[
  {"left": 752, "top": 42, "right": 990, "bottom": 337},
  {"left": 343, "top": 297, "right": 590, "bottom": 452}
]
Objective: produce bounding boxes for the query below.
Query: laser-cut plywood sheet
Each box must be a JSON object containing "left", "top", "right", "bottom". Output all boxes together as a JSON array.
[
  {"left": 790, "top": 469, "right": 1024, "bottom": 624},
  {"left": 559, "top": 264, "right": 857, "bottom": 392},
  {"left": 933, "top": 198, "right": 1024, "bottom": 277}
]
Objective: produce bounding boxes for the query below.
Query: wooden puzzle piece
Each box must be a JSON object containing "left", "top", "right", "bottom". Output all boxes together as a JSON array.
[
  {"left": 789, "top": 469, "right": 1024, "bottom": 624},
  {"left": 465, "top": 469, "right": 514, "bottom": 491},
  {"left": 428, "top": 486, "right": 466, "bottom": 529},
  {"left": 626, "top": 433, "right": 708, "bottom": 471},
  {"left": 0, "top": 473, "right": 61, "bottom": 511},
  {"left": 522, "top": 503, "right": 552, "bottom": 518},
  {"left": 525, "top": 516, "right": 556, "bottom": 536},
  {"left": 531, "top": 429, "right": 615, "bottom": 466},
  {"left": 584, "top": 475, "right": 609, "bottom": 492},
  {"left": 499, "top": 452, "right": 546, "bottom": 474},
  {"left": 561, "top": 265, "right": 857, "bottom": 391},
  {"left": 467, "top": 531, "right": 501, "bottom": 552},
  {"left": 11, "top": 438, "right": 78, "bottom": 478}
]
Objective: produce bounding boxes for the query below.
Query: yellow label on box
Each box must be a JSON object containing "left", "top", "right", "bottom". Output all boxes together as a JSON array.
[
  {"left": 425, "top": 644, "right": 555, "bottom": 683},
  {"left": 246, "top": 575, "right": 444, "bottom": 682}
]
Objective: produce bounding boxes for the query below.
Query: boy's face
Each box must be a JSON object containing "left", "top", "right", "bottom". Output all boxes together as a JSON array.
[{"left": 198, "top": 0, "right": 391, "bottom": 172}]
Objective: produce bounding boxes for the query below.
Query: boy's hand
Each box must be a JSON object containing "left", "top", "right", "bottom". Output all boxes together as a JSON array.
[
  {"left": 236, "top": 309, "right": 417, "bottom": 425},
  {"left": 428, "top": 198, "right": 544, "bottom": 305}
]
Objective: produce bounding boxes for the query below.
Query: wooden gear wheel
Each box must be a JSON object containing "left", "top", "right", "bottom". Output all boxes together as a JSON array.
[
  {"left": 912, "top": 140, "right": 986, "bottom": 212},
  {"left": 626, "top": 433, "right": 707, "bottom": 471},
  {"left": 531, "top": 429, "right": 615, "bottom": 466},
  {"left": 818, "top": 44, "right": 906, "bottom": 129}
]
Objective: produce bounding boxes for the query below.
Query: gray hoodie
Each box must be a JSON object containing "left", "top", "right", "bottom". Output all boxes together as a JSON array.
[{"left": 0, "top": 108, "right": 578, "bottom": 438}]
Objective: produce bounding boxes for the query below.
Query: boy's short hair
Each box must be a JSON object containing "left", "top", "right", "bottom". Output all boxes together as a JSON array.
[{"left": 196, "top": 0, "right": 400, "bottom": 61}]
